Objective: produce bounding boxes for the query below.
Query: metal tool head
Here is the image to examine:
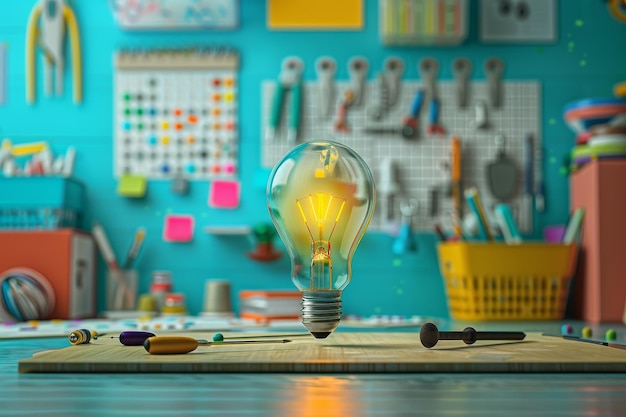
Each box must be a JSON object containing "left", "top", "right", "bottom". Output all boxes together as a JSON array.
[
  {"left": 418, "top": 57, "right": 440, "bottom": 99},
  {"left": 279, "top": 56, "right": 304, "bottom": 85},
  {"left": 487, "top": 135, "right": 518, "bottom": 201},
  {"left": 315, "top": 56, "right": 336, "bottom": 78}
]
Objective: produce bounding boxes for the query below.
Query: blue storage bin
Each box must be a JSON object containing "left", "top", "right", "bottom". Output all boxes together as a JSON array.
[{"left": 0, "top": 177, "right": 86, "bottom": 230}]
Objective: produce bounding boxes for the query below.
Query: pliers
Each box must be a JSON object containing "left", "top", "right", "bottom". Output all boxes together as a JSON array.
[
  {"left": 266, "top": 57, "right": 303, "bottom": 143},
  {"left": 26, "top": 0, "right": 82, "bottom": 104}
]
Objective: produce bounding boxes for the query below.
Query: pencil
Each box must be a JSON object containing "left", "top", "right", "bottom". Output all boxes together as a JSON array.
[{"left": 123, "top": 227, "right": 146, "bottom": 269}]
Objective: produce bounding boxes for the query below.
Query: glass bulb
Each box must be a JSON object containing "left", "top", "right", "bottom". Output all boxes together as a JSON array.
[{"left": 266, "top": 141, "right": 376, "bottom": 338}]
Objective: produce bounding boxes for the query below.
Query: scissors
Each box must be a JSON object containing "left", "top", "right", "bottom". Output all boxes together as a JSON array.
[{"left": 26, "top": 0, "right": 82, "bottom": 104}]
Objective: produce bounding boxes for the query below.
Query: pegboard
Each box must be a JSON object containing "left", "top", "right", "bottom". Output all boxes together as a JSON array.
[
  {"left": 114, "top": 48, "right": 239, "bottom": 180},
  {"left": 261, "top": 77, "right": 541, "bottom": 233}
]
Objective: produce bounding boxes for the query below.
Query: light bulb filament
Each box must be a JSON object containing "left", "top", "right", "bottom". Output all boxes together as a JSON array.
[
  {"left": 296, "top": 194, "right": 345, "bottom": 242},
  {"left": 296, "top": 193, "right": 346, "bottom": 291}
]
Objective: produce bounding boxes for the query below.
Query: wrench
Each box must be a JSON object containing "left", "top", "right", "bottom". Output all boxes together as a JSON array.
[
  {"left": 484, "top": 58, "right": 504, "bottom": 108},
  {"left": 452, "top": 58, "right": 472, "bottom": 108},
  {"left": 315, "top": 56, "right": 336, "bottom": 120},
  {"left": 418, "top": 57, "right": 439, "bottom": 102},
  {"left": 348, "top": 57, "right": 369, "bottom": 107},
  {"left": 368, "top": 57, "right": 405, "bottom": 121}
]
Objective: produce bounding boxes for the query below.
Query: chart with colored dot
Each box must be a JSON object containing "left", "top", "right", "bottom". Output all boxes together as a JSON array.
[{"left": 114, "top": 48, "right": 239, "bottom": 180}]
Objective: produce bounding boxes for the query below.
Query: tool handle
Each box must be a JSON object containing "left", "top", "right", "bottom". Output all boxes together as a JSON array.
[
  {"left": 428, "top": 97, "right": 440, "bottom": 124},
  {"left": 120, "top": 331, "right": 155, "bottom": 346},
  {"left": 524, "top": 134, "right": 534, "bottom": 194},
  {"left": 410, "top": 89, "right": 424, "bottom": 117},
  {"left": 143, "top": 336, "right": 199, "bottom": 355},
  {"left": 289, "top": 82, "right": 302, "bottom": 130},
  {"left": 269, "top": 82, "right": 284, "bottom": 129}
]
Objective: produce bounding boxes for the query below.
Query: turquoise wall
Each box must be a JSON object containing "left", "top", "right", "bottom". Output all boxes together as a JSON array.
[{"left": 1, "top": 1, "right": 625, "bottom": 318}]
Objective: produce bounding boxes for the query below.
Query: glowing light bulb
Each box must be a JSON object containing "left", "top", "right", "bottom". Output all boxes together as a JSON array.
[{"left": 266, "top": 141, "right": 376, "bottom": 338}]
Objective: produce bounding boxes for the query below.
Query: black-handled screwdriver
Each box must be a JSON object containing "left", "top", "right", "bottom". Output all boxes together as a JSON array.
[{"left": 420, "top": 322, "right": 526, "bottom": 348}]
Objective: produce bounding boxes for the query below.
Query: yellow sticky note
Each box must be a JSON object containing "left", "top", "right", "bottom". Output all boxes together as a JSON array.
[
  {"left": 267, "top": 0, "right": 363, "bottom": 29},
  {"left": 117, "top": 174, "right": 147, "bottom": 198}
]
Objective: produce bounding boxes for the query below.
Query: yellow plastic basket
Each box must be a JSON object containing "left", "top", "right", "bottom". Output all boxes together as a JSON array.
[{"left": 437, "top": 242, "right": 579, "bottom": 321}]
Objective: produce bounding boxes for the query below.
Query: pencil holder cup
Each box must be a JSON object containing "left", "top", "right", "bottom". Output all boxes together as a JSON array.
[
  {"left": 202, "top": 279, "right": 233, "bottom": 317},
  {"left": 106, "top": 269, "right": 138, "bottom": 311}
]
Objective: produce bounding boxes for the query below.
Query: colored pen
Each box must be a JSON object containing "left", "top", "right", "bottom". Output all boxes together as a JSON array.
[
  {"left": 123, "top": 227, "right": 146, "bottom": 269},
  {"left": 494, "top": 204, "right": 522, "bottom": 244},
  {"left": 464, "top": 187, "right": 493, "bottom": 241},
  {"left": 562, "top": 208, "right": 585, "bottom": 244}
]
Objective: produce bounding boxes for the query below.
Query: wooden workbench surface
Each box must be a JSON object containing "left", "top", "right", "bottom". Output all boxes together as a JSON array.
[{"left": 18, "top": 332, "right": 626, "bottom": 373}]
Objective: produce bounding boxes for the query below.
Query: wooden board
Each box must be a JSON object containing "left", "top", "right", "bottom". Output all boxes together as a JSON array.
[{"left": 18, "top": 332, "right": 626, "bottom": 373}]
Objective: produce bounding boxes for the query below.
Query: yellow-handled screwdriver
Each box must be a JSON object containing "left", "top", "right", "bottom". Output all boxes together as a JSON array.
[{"left": 143, "top": 336, "right": 292, "bottom": 355}]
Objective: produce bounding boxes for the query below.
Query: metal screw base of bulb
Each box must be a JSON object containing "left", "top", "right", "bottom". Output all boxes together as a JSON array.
[{"left": 301, "top": 290, "right": 342, "bottom": 339}]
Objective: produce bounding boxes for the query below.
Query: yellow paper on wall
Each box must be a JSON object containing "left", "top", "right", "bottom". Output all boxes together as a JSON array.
[
  {"left": 267, "top": 0, "right": 363, "bottom": 29},
  {"left": 117, "top": 174, "right": 147, "bottom": 198}
]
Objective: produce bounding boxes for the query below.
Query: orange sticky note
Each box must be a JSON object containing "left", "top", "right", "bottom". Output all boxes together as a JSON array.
[
  {"left": 163, "top": 214, "right": 195, "bottom": 242},
  {"left": 209, "top": 180, "right": 240, "bottom": 209},
  {"left": 267, "top": 0, "right": 363, "bottom": 29}
]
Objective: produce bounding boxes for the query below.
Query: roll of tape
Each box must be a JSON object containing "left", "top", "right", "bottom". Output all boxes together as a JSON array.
[{"left": 0, "top": 268, "right": 55, "bottom": 321}]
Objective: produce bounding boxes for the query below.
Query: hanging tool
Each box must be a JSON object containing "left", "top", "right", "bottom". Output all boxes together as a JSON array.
[
  {"left": 315, "top": 56, "right": 336, "bottom": 120},
  {"left": 401, "top": 88, "right": 425, "bottom": 139},
  {"left": 377, "top": 157, "right": 400, "bottom": 223},
  {"left": 363, "top": 124, "right": 416, "bottom": 139},
  {"left": 266, "top": 56, "right": 303, "bottom": 143},
  {"left": 427, "top": 98, "right": 446, "bottom": 135},
  {"left": 484, "top": 58, "right": 504, "bottom": 109},
  {"left": 452, "top": 58, "right": 472, "bottom": 109},
  {"left": 368, "top": 72, "right": 390, "bottom": 121},
  {"left": 347, "top": 57, "right": 369, "bottom": 107},
  {"left": 450, "top": 136, "right": 463, "bottom": 236},
  {"left": 26, "top": 0, "right": 82, "bottom": 104},
  {"left": 143, "top": 336, "right": 292, "bottom": 355},
  {"left": 473, "top": 100, "right": 489, "bottom": 129},
  {"left": 486, "top": 134, "right": 518, "bottom": 202},
  {"left": 534, "top": 137, "right": 545, "bottom": 212},
  {"left": 369, "top": 57, "right": 405, "bottom": 121},
  {"left": 334, "top": 89, "right": 355, "bottom": 133},
  {"left": 392, "top": 199, "right": 418, "bottom": 255},
  {"left": 383, "top": 57, "right": 404, "bottom": 108},
  {"left": 519, "top": 133, "right": 534, "bottom": 234},
  {"left": 419, "top": 58, "right": 445, "bottom": 135}
]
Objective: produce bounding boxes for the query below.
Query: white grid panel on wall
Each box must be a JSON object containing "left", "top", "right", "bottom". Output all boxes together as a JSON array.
[
  {"left": 261, "top": 79, "right": 540, "bottom": 232},
  {"left": 114, "top": 50, "right": 239, "bottom": 180}
]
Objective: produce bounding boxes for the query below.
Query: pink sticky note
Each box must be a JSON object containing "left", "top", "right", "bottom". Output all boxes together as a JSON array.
[
  {"left": 163, "top": 214, "right": 195, "bottom": 242},
  {"left": 209, "top": 180, "right": 240, "bottom": 209}
]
